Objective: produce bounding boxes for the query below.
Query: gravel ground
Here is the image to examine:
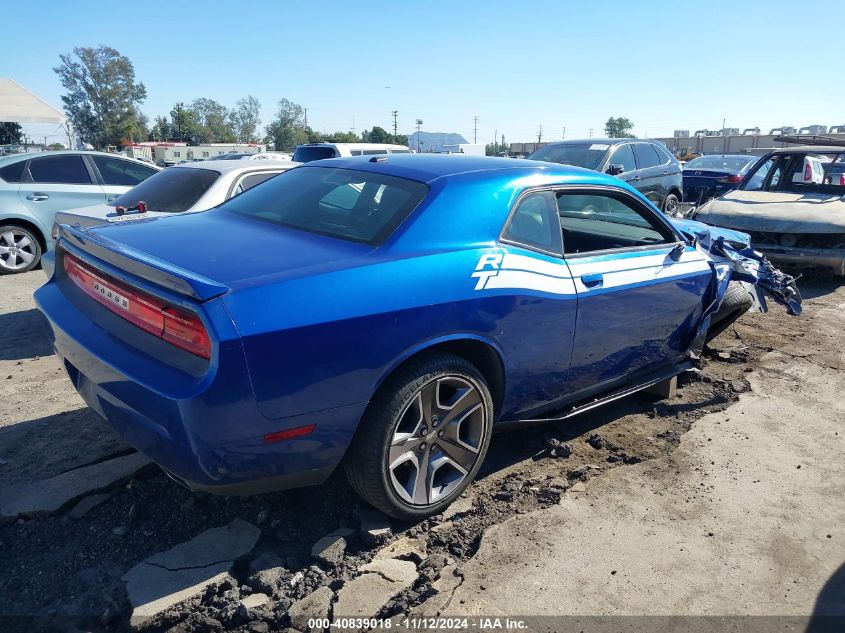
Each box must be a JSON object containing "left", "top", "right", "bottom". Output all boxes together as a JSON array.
[{"left": 0, "top": 269, "right": 839, "bottom": 632}]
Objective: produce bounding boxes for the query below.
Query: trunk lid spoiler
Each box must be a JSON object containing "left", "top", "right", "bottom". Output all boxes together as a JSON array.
[{"left": 58, "top": 224, "right": 229, "bottom": 301}]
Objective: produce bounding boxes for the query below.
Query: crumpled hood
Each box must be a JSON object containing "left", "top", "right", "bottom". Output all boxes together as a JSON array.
[{"left": 695, "top": 190, "right": 845, "bottom": 234}]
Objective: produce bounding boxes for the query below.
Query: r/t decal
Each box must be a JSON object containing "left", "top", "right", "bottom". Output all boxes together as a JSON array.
[{"left": 471, "top": 253, "right": 503, "bottom": 290}]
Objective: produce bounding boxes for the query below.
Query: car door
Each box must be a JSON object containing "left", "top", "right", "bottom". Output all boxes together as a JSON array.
[
  {"left": 631, "top": 142, "right": 663, "bottom": 205},
  {"left": 485, "top": 189, "right": 578, "bottom": 417},
  {"left": 557, "top": 187, "right": 712, "bottom": 394},
  {"left": 90, "top": 155, "right": 159, "bottom": 203},
  {"left": 18, "top": 154, "right": 107, "bottom": 236}
]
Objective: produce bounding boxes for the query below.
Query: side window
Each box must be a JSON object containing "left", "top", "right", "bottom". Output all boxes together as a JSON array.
[
  {"left": 743, "top": 158, "right": 774, "bottom": 191},
  {"left": 350, "top": 150, "right": 363, "bottom": 156},
  {"left": 632, "top": 143, "right": 661, "bottom": 169},
  {"left": 362, "top": 149, "right": 388, "bottom": 155},
  {"left": 28, "top": 155, "right": 92, "bottom": 184},
  {"left": 501, "top": 190, "right": 562, "bottom": 254},
  {"left": 557, "top": 192, "right": 673, "bottom": 255},
  {"left": 651, "top": 143, "right": 674, "bottom": 165},
  {"left": 608, "top": 144, "right": 636, "bottom": 173},
  {"left": 92, "top": 156, "right": 157, "bottom": 186}
]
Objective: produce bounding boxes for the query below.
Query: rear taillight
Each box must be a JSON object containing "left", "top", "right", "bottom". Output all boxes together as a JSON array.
[
  {"left": 63, "top": 253, "right": 211, "bottom": 359},
  {"left": 727, "top": 174, "right": 743, "bottom": 184}
]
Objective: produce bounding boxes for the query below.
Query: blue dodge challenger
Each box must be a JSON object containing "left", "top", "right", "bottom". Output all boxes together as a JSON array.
[{"left": 35, "top": 155, "right": 800, "bottom": 519}]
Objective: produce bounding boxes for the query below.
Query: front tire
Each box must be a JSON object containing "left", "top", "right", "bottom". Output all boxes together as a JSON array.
[
  {"left": 344, "top": 353, "right": 493, "bottom": 520},
  {"left": 662, "top": 192, "right": 680, "bottom": 217},
  {"left": 706, "top": 282, "right": 754, "bottom": 343},
  {"left": 0, "top": 225, "right": 42, "bottom": 274}
]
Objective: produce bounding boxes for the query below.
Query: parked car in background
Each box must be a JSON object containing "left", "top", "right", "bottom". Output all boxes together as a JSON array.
[
  {"left": 293, "top": 142, "right": 411, "bottom": 162},
  {"left": 527, "top": 139, "right": 684, "bottom": 215},
  {"left": 694, "top": 144, "right": 845, "bottom": 276},
  {"left": 36, "top": 155, "right": 799, "bottom": 520},
  {"left": 53, "top": 159, "right": 297, "bottom": 231},
  {"left": 214, "top": 152, "right": 292, "bottom": 161},
  {"left": 0, "top": 151, "right": 159, "bottom": 273},
  {"left": 682, "top": 154, "right": 758, "bottom": 204}
]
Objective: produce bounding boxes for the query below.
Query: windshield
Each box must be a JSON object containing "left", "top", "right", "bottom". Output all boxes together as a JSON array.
[
  {"left": 293, "top": 146, "right": 337, "bottom": 162},
  {"left": 220, "top": 166, "right": 428, "bottom": 245},
  {"left": 685, "top": 156, "right": 754, "bottom": 172},
  {"left": 110, "top": 168, "right": 219, "bottom": 213},
  {"left": 527, "top": 143, "right": 608, "bottom": 170}
]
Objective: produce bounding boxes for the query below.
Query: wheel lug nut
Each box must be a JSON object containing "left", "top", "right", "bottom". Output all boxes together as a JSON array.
[
  {"left": 437, "top": 429, "right": 444, "bottom": 437},
  {"left": 418, "top": 443, "right": 426, "bottom": 452}
]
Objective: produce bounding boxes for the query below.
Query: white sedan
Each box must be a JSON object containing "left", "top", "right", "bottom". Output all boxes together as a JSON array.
[{"left": 46, "top": 159, "right": 298, "bottom": 276}]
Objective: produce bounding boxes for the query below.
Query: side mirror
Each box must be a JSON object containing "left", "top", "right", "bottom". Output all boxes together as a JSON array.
[
  {"left": 669, "top": 242, "right": 685, "bottom": 261},
  {"left": 607, "top": 163, "right": 625, "bottom": 176}
]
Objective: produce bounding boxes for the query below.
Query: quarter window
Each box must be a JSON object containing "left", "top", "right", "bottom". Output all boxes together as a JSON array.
[
  {"left": 239, "top": 172, "right": 278, "bottom": 191},
  {"left": 28, "top": 155, "right": 92, "bottom": 184},
  {"left": 0, "top": 160, "right": 25, "bottom": 183},
  {"left": 92, "top": 156, "right": 157, "bottom": 186},
  {"left": 557, "top": 192, "right": 673, "bottom": 254},
  {"left": 633, "top": 143, "right": 661, "bottom": 169},
  {"left": 502, "top": 190, "right": 562, "bottom": 254}
]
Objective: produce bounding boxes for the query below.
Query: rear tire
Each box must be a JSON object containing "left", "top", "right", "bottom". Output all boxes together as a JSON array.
[
  {"left": 344, "top": 353, "right": 493, "bottom": 520},
  {"left": 662, "top": 193, "right": 680, "bottom": 217},
  {"left": 706, "top": 282, "right": 754, "bottom": 343},
  {"left": 0, "top": 224, "right": 42, "bottom": 274}
]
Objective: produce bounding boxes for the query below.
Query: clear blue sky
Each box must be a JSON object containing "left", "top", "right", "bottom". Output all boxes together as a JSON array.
[{"left": 2, "top": 0, "right": 842, "bottom": 145}]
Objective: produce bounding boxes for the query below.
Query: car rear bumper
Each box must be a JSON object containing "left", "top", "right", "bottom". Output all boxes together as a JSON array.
[
  {"left": 34, "top": 279, "right": 365, "bottom": 494},
  {"left": 752, "top": 243, "right": 845, "bottom": 276}
]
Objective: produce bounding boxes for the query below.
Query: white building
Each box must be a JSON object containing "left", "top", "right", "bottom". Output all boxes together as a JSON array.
[{"left": 126, "top": 142, "right": 267, "bottom": 165}]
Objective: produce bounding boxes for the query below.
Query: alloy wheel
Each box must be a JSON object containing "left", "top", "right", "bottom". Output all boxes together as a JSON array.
[
  {"left": 0, "top": 229, "right": 37, "bottom": 272},
  {"left": 387, "top": 376, "right": 487, "bottom": 506}
]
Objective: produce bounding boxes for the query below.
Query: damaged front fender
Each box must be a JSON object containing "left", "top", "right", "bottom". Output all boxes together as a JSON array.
[{"left": 670, "top": 218, "right": 802, "bottom": 358}]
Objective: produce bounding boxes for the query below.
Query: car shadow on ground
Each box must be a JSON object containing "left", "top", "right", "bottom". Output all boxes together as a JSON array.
[
  {"left": 0, "top": 407, "right": 131, "bottom": 488},
  {"left": 807, "top": 560, "right": 845, "bottom": 631},
  {"left": 0, "top": 308, "right": 53, "bottom": 361}
]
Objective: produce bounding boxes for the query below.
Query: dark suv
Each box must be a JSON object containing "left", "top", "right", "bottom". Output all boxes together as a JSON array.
[{"left": 527, "top": 139, "right": 683, "bottom": 214}]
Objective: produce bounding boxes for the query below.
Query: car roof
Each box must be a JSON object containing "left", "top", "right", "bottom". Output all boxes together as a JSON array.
[
  {"left": 297, "top": 142, "right": 410, "bottom": 150},
  {"left": 171, "top": 159, "right": 298, "bottom": 174},
  {"left": 540, "top": 138, "right": 647, "bottom": 146},
  {"left": 688, "top": 154, "right": 755, "bottom": 159},
  {"left": 0, "top": 149, "right": 156, "bottom": 166},
  {"left": 302, "top": 154, "right": 623, "bottom": 185},
  {"left": 769, "top": 146, "right": 845, "bottom": 154}
]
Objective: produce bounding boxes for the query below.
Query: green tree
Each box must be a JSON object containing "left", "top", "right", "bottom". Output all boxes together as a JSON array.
[
  {"left": 322, "top": 130, "right": 360, "bottom": 143},
  {"left": 0, "top": 122, "right": 23, "bottom": 145},
  {"left": 54, "top": 46, "right": 147, "bottom": 148},
  {"left": 169, "top": 102, "right": 197, "bottom": 143},
  {"left": 605, "top": 117, "right": 635, "bottom": 138},
  {"left": 264, "top": 99, "right": 308, "bottom": 150},
  {"left": 229, "top": 95, "right": 261, "bottom": 142},
  {"left": 393, "top": 133, "right": 409, "bottom": 146},
  {"left": 362, "top": 126, "right": 392, "bottom": 143},
  {"left": 47, "top": 143, "right": 65, "bottom": 150},
  {"left": 189, "top": 98, "right": 234, "bottom": 143},
  {"left": 148, "top": 115, "right": 171, "bottom": 141}
]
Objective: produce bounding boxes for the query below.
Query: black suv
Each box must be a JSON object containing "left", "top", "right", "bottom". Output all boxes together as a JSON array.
[{"left": 527, "top": 139, "right": 683, "bottom": 214}]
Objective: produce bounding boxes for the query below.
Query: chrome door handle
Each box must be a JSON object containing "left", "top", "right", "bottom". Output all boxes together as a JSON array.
[
  {"left": 26, "top": 193, "right": 49, "bottom": 201},
  {"left": 581, "top": 273, "right": 604, "bottom": 288}
]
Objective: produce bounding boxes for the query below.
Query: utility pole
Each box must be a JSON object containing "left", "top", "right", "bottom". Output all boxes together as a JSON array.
[
  {"left": 473, "top": 115, "right": 479, "bottom": 144},
  {"left": 304, "top": 108, "right": 308, "bottom": 128},
  {"left": 391, "top": 110, "right": 399, "bottom": 141},
  {"left": 562, "top": 126, "right": 566, "bottom": 140},
  {"left": 537, "top": 125, "right": 542, "bottom": 144},
  {"left": 415, "top": 119, "right": 423, "bottom": 152},
  {"left": 588, "top": 128, "right": 594, "bottom": 138},
  {"left": 493, "top": 128, "right": 497, "bottom": 155}
]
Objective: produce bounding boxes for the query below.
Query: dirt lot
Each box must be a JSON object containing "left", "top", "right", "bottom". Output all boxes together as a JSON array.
[{"left": 0, "top": 269, "right": 842, "bottom": 633}]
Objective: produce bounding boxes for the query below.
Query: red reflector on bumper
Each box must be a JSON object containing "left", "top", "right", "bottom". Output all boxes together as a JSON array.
[{"left": 264, "top": 424, "right": 317, "bottom": 444}]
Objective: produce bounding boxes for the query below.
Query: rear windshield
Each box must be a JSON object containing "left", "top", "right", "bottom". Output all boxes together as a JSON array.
[
  {"left": 527, "top": 143, "right": 608, "bottom": 170},
  {"left": 110, "top": 168, "right": 219, "bottom": 213},
  {"left": 685, "top": 156, "right": 754, "bottom": 171},
  {"left": 293, "top": 146, "right": 337, "bottom": 162},
  {"left": 220, "top": 166, "right": 428, "bottom": 245}
]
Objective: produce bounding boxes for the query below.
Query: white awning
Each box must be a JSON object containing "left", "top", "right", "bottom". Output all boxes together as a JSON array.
[{"left": 0, "top": 78, "right": 66, "bottom": 124}]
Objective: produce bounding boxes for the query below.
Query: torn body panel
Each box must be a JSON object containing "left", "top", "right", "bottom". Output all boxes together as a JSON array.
[{"left": 670, "top": 218, "right": 802, "bottom": 358}]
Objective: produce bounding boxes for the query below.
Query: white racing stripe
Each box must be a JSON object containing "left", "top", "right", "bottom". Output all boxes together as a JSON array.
[{"left": 472, "top": 249, "right": 711, "bottom": 296}]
